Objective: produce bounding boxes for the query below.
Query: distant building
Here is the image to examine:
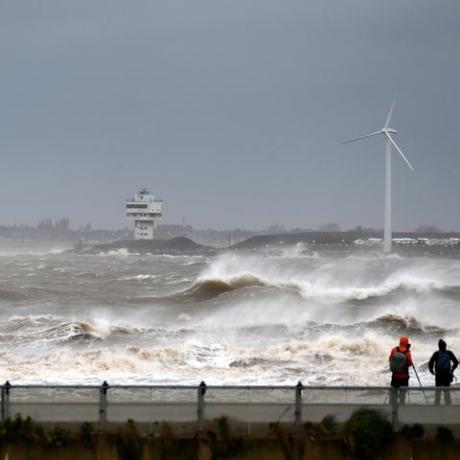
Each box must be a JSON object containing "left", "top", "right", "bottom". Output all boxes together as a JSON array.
[{"left": 126, "top": 188, "right": 163, "bottom": 240}]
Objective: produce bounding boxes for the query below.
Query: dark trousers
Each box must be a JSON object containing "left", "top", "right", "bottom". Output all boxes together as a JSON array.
[
  {"left": 435, "top": 372, "right": 452, "bottom": 405},
  {"left": 391, "top": 376, "right": 409, "bottom": 405}
]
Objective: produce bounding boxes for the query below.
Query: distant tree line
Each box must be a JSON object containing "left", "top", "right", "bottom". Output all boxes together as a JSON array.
[{"left": 0, "top": 218, "right": 454, "bottom": 246}]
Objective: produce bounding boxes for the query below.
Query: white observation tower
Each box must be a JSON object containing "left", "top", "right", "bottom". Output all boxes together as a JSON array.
[{"left": 126, "top": 188, "right": 163, "bottom": 240}]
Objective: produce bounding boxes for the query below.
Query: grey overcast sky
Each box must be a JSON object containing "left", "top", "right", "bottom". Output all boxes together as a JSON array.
[{"left": 0, "top": 0, "right": 459, "bottom": 230}]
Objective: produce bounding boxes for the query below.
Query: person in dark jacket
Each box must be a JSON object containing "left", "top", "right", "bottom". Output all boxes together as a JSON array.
[{"left": 428, "top": 339, "right": 458, "bottom": 405}]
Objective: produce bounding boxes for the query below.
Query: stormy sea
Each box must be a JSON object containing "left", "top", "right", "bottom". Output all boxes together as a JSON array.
[{"left": 1, "top": 244, "right": 459, "bottom": 386}]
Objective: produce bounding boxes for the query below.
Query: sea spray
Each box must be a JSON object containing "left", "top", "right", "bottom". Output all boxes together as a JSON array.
[{"left": 0, "top": 250, "right": 459, "bottom": 386}]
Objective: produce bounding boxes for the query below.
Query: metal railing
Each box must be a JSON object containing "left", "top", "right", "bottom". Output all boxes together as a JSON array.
[{"left": 2, "top": 381, "right": 460, "bottom": 432}]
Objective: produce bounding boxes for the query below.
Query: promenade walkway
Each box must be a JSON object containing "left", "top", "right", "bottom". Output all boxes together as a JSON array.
[{"left": 2, "top": 382, "right": 460, "bottom": 434}]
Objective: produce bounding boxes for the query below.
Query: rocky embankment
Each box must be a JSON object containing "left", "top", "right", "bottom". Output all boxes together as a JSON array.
[
  {"left": 74, "top": 232, "right": 460, "bottom": 257},
  {"left": 232, "top": 231, "right": 460, "bottom": 256},
  {"left": 78, "top": 236, "right": 216, "bottom": 255}
]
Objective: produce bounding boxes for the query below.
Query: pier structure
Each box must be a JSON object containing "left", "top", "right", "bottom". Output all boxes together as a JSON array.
[
  {"left": 126, "top": 188, "right": 162, "bottom": 240},
  {"left": 2, "top": 382, "right": 460, "bottom": 434}
]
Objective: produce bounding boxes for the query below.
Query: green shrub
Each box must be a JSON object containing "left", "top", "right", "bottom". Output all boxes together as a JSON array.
[
  {"left": 0, "top": 415, "right": 46, "bottom": 444},
  {"left": 303, "top": 421, "right": 314, "bottom": 431},
  {"left": 343, "top": 409, "right": 393, "bottom": 460},
  {"left": 207, "top": 417, "right": 243, "bottom": 459},
  {"left": 401, "top": 424, "right": 424, "bottom": 440},
  {"left": 80, "top": 422, "right": 96, "bottom": 446},
  {"left": 319, "top": 415, "right": 338, "bottom": 434},
  {"left": 160, "top": 422, "right": 174, "bottom": 459},
  {"left": 270, "top": 422, "right": 293, "bottom": 460},
  {"left": 47, "top": 426, "right": 73, "bottom": 447},
  {"left": 160, "top": 421, "right": 173, "bottom": 441},
  {"left": 436, "top": 426, "right": 454, "bottom": 441},
  {"left": 217, "top": 416, "right": 230, "bottom": 443},
  {"left": 115, "top": 419, "right": 142, "bottom": 460}
]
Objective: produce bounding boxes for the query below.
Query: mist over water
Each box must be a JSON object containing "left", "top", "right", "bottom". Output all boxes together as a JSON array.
[{"left": 1, "top": 245, "right": 459, "bottom": 386}]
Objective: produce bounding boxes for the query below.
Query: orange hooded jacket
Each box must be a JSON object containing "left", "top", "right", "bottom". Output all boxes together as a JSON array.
[{"left": 389, "top": 336, "right": 413, "bottom": 380}]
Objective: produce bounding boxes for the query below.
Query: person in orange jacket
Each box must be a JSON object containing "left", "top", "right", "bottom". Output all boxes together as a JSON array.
[{"left": 389, "top": 336, "right": 413, "bottom": 404}]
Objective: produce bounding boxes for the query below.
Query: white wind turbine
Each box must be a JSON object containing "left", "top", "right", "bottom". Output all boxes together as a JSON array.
[{"left": 343, "top": 100, "right": 414, "bottom": 253}]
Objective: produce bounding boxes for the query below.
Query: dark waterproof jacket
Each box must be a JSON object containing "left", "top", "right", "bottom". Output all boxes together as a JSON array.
[{"left": 428, "top": 350, "right": 458, "bottom": 375}]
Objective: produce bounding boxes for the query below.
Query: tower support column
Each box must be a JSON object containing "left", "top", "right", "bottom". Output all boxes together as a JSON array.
[{"left": 384, "top": 137, "right": 392, "bottom": 253}]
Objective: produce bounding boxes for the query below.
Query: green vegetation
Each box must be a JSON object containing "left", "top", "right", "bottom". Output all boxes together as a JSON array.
[
  {"left": 343, "top": 409, "right": 394, "bottom": 460},
  {"left": 0, "top": 411, "right": 458, "bottom": 460},
  {"left": 401, "top": 424, "right": 424, "bottom": 440},
  {"left": 270, "top": 422, "right": 294, "bottom": 460},
  {"left": 436, "top": 426, "right": 454, "bottom": 441},
  {"left": 159, "top": 422, "right": 175, "bottom": 459},
  {"left": 79, "top": 421, "right": 97, "bottom": 446},
  {"left": 319, "top": 415, "right": 338, "bottom": 435},
  {"left": 303, "top": 415, "right": 339, "bottom": 439},
  {"left": 207, "top": 416, "right": 244, "bottom": 459},
  {"left": 0, "top": 415, "right": 46, "bottom": 444},
  {"left": 47, "top": 426, "right": 72, "bottom": 447},
  {"left": 114, "top": 419, "right": 142, "bottom": 460},
  {"left": 0, "top": 414, "right": 73, "bottom": 448}
]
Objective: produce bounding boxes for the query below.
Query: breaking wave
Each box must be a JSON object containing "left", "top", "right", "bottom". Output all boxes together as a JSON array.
[
  {"left": 1, "top": 248, "right": 460, "bottom": 385},
  {"left": 180, "top": 253, "right": 460, "bottom": 305},
  {"left": 164, "top": 272, "right": 460, "bottom": 305},
  {"left": 41, "top": 321, "right": 102, "bottom": 343},
  {"left": 297, "top": 278, "right": 459, "bottom": 303},
  {"left": 0, "top": 329, "right": 454, "bottom": 385},
  {"left": 363, "top": 314, "right": 448, "bottom": 335},
  {"left": 0, "top": 315, "right": 155, "bottom": 345},
  {"left": 168, "top": 275, "right": 266, "bottom": 303}
]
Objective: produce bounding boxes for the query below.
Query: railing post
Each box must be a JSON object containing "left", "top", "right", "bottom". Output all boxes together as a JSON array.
[
  {"left": 295, "top": 381, "right": 303, "bottom": 426},
  {"left": 1, "top": 384, "right": 4, "bottom": 422},
  {"left": 390, "top": 387, "right": 399, "bottom": 432},
  {"left": 197, "top": 381, "right": 207, "bottom": 433},
  {"left": 2, "top": 381, "right": 11, "bottom": 421},
  {"left": 99, "top": 381, "right": 109, "bottom": 430}
]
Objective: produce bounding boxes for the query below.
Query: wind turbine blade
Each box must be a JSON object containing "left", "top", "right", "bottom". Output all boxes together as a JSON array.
[
  {"left": 385, "top": 133, "right": 414, "bottom": 171},
  {"left": 342, "top": 130, "right": 382, "bottom": 144},
  {"left": 384, "top": 98, "right": 395, "bottom": 129}
]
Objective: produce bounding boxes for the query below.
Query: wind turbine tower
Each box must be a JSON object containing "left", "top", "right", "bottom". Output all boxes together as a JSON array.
[{"left": 343, "top": 100, "right": 414, "bottom": 253}]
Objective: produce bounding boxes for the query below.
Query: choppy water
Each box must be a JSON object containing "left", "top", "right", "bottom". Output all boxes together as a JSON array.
[{"left": 1, "top": 244, "right": 459, "bottom": 386}]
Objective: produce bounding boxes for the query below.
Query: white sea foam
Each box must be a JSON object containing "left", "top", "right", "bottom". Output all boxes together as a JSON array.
[
  {"left": 355, "top": 237, "right": 460, "bottom": 247},
  {"left": 1, "top": 250, "right": 459, "bottom": 385},
  {"left": 119, "top": 274, "right": 158, "bottom": 281},
  {"left": 104, "top": 248, "right": 132, "bottom": 256},
  {"left": 275, "top": 243, "right": 320, "bottom": 259},
  {"left": 196, "top": 252, "right": 459, "bottom": 304},
  {"left": 0, "top": 331, "right": 453, "bottom": 386}
]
